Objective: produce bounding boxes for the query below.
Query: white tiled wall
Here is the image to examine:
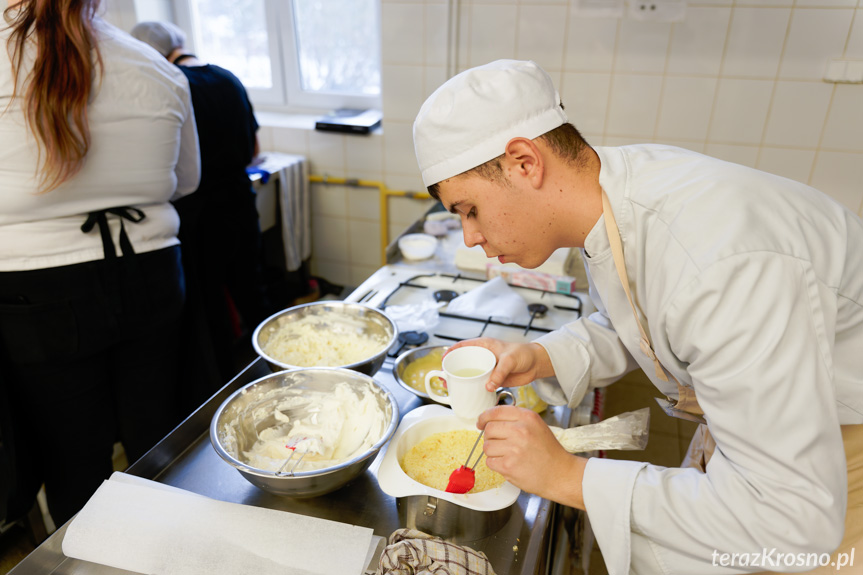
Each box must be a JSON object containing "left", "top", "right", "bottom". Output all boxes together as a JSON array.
[
  {"left": 264, "top": 1, "right": 863, "bottom": 287},
  {"left": 109, "top": 1, "right": 861, "bottom": 288}
]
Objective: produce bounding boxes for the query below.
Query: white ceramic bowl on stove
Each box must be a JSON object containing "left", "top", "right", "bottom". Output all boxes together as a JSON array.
[
  {"left": 398, "top": 233, "right": 438, "bottom": 260},
  {"left": 375, "top": 404, "right": 520, "bottom": 512}
]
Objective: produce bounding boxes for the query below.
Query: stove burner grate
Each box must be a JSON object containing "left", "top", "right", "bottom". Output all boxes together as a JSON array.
[{"left": 379, "top": 272, "right": 584, "bottom": 341}]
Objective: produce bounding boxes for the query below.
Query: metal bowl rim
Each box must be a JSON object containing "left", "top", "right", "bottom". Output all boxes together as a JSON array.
[
  {"left": 392, "top": 344, "right": 450, "bottom": 400},
  {"left": 251, "top": 301, "right": 399, "bottom": 371},
  {"left": 209, "top": 366, "right": 400, "bottom": 479}
]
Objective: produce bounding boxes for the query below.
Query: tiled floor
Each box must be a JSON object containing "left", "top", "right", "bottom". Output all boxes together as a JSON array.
[{"left": 586, "top": 369, "right": 699, "bottom": 575}]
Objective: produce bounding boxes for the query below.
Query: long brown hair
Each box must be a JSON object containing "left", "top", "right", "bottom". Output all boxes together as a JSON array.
[{"left": 4, "top": 0, "right": 103, "bottom": 193}]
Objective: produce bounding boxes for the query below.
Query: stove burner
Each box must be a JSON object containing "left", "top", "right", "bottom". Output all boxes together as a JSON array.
[
  {"left": 390, "top": 330, "right": 430, "bottom": 357},
  {"left": 527, "top": 303, "right": 549, "bottom": 317},
  {"left": 399, "top": 331, "right": 429, "bottom": 346},
  {"left": 524, "top": 303, "right": 550, "bottom": 335},
  {"left": 434, "top": 289, "right": 458, "bottom": 303}
]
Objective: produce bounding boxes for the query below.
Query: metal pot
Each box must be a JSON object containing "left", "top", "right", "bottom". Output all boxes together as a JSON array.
[{"left": 397, "top": 495, "right": 513, "bottom": 543}]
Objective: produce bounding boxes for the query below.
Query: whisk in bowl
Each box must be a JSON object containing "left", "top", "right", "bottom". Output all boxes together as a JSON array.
[{"left": 276, "top": 434, "right": 323, "bottom": 476}]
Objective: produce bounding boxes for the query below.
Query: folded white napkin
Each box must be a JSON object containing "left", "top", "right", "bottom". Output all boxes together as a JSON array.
[
  {"left": 445, "top": 277, "right": 531, "bottom": 325},
  {"left": 62, "top": 472, "right": 383, "bottom": 575}
]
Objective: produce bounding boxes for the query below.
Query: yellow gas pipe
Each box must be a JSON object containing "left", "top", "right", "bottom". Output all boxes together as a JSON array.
[{"left": 307, "top": 175, "right": 431, "bottom": 265}]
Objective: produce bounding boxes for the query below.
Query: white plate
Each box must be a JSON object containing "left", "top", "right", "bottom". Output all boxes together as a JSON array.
[{"left": 374, "top": 404, "right": 520, "bottom": 512}]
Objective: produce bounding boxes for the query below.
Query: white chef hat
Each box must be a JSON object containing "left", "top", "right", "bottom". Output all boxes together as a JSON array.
[
  {"left": 413, "top": 59, "right": 568, "bottom": 188},
  {"left": 130, "top": 21, "right": 186, "bottom": 58}
]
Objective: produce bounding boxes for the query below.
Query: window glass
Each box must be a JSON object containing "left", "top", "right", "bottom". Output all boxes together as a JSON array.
[
  {"left": 188, "top": 0, "right": 272, "bottom": 89},
  {"left": 175, "top": 0, "right": 382, "bottom": 109},
  {"left": 291, "top": 0, "right": 381, "bottom": 96}
]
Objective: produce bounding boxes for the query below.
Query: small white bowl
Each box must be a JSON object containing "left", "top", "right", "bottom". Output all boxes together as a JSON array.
[{"left": 398, "top": 233, "right": 437, "bottom": 260}]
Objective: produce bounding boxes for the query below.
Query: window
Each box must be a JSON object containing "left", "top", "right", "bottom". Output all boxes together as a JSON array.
[{"left": 174, "top": 0, "right": 381, "bottom": 111}]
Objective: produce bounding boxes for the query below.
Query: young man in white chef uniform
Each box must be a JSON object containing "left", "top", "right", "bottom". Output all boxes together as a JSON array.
[{"left": 413, "top": 59, "right": 863, "bottom": 574}]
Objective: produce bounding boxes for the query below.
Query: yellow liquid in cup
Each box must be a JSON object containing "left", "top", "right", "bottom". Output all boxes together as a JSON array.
[{"left": 451, "top": 368, "right": 486, "bottom": 378}]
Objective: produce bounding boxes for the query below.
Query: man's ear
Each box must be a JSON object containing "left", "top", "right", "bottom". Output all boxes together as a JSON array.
[{"left": 503, "top": 137, "right": 544, "bottom": 189}]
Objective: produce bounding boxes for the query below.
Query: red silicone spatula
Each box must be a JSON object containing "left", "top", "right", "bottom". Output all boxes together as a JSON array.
[{"left": 445, "top": 430, "right": 485, "bottom": 494}]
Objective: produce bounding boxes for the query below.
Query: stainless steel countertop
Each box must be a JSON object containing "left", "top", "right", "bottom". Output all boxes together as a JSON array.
[{"left": 11, "top": 355, "right": 570, "bottom": 575}]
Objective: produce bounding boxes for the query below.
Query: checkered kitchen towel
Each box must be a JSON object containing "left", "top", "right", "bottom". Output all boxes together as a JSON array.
[{"left": 376, "top": 528, "right": 497, "bottom": 575}]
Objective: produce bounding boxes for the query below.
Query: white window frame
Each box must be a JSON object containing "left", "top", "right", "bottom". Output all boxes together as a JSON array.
[
  {"left": 172, "top": 0, "right": 381, "bottom": 112},
  {"left": 277, "top": 2, "right": 381, "bottom": 111}
]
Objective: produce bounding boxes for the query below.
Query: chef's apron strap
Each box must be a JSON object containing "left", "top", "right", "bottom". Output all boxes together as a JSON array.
[
  {"left": 681, "top": 424, "right": 716, "bottom": 472},
  {"left": 673, "top": 384, "right": 704, "bottom": 416},
  {"left": 600, "top": 189, "right": 706, "bottom": 423},
  {"left": 81, "top": 207, "right": 146, "bottom": 260}
]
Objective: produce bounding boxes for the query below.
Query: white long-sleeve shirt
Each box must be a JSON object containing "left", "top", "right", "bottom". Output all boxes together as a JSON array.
[
  {"left": 0, "top": 16, "right": 199, "bottom": 271},
  {"left": 534, "top": 145, "right": 863, "bottom": 574}
]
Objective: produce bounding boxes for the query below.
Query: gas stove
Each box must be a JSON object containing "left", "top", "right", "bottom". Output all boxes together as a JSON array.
[{"left": 345, "top": 265, "right": 596, "bottom": 359}]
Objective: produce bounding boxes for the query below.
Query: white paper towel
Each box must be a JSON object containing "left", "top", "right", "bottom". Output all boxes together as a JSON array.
[{"left": 62, "top": 473, "right": 382, "bottom": 575}]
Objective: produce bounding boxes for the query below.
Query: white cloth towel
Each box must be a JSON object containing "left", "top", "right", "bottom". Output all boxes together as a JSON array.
[
  {"left": 256, "top": 152, "right": 310, "bottom": 272},
  {"left": 445, "top": 277, "right": 531, "bottom": 325}
]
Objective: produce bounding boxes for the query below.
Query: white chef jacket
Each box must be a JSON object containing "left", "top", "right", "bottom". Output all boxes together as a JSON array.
[
  {"left": 0, "top": 16, "right": 200, "bottom": 271},
  {"left": 533, "top": 144, "right": 863, "bottom": 574}
]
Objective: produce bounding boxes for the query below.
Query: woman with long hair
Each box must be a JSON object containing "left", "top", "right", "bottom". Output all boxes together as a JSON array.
[{"left": 0, "top": 0, "right": 199, "bottom": 526}]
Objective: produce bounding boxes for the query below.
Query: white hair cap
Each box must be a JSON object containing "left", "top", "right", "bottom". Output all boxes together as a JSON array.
[{"left": 413, "top": 60, "right": 568, "bottom": 188}]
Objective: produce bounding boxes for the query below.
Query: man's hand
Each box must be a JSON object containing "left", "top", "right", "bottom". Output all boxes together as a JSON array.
[
  {"left": 478, "top": 405, "right": 586, "bottom": 509},
  {"left": 446, "top": 338, "right": 555, "bottom": 391}
]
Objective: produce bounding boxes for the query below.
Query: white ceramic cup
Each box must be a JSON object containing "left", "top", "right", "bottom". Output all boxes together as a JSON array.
[{"left": 424, "top": 346, "right": 499, "bottom": 421}]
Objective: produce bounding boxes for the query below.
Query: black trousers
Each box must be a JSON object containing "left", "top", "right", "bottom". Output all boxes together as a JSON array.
[{"left": 0, "top": 246, "right": 185, "bottom": 526}]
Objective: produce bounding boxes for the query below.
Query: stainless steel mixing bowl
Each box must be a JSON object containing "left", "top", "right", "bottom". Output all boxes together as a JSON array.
[
  {"left": 210, "top": 367, "right": 399, "bottom": 498},
  {"left": 252, "top": 301, "right": 398, "bottom": 376},
  {"left": 393, "top": 345, "right": 449, "bottom": 403}
]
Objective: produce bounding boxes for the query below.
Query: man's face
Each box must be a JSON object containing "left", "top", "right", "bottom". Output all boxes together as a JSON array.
[{"left": 436, "top": 173, "right": 558, "bottom": 270}]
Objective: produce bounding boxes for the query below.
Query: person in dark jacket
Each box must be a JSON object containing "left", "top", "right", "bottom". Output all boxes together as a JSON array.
[{"left": 132, "top": 20, "right": 273, "bottom": 412}]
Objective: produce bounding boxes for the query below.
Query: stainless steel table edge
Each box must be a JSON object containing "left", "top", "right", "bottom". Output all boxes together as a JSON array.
[{"left": 10, "top": 357, "right": 572, "bottom": 575}]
